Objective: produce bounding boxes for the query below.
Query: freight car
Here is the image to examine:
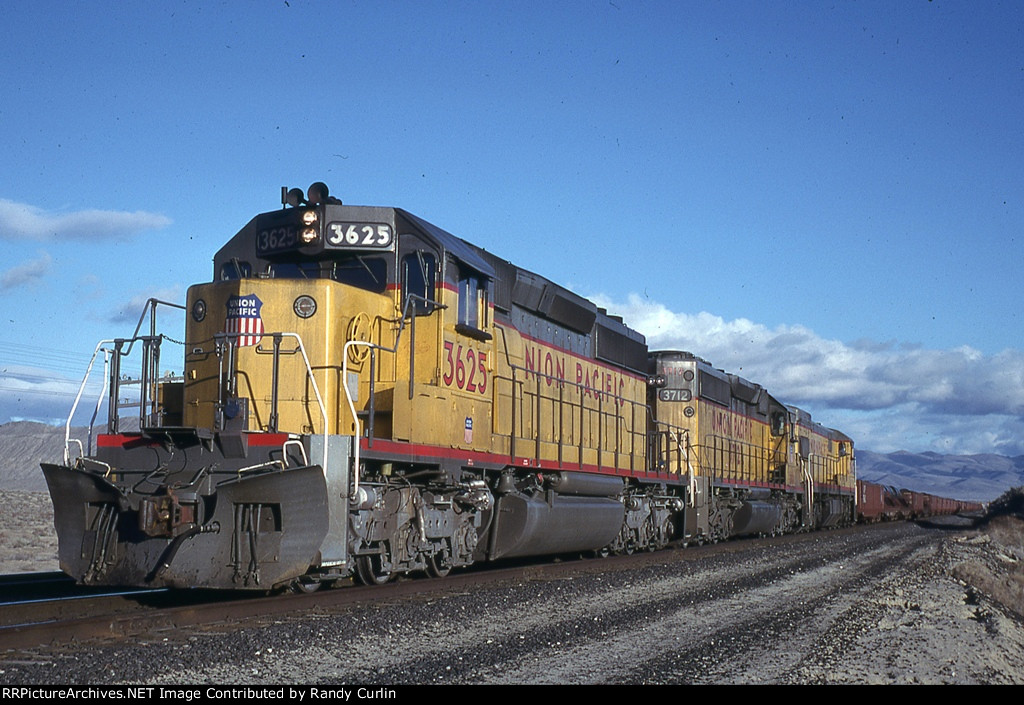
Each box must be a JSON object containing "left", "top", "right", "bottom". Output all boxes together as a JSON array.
[
  {"left": 856, "top": 479, "right": 982, "bottom": 522},
  {"left": 43, "top": 183, "right": 857, "bottom": 590}
]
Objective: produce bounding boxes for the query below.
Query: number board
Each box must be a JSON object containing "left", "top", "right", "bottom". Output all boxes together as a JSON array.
[
  {"left": 326, "top": 222, "right": 394, "bottom": 250},
  {"left": 256, "top": 223, "right": 302, "bottom": 255},
  {"left": 659, "top": 389, "right": 692, "bottom": 402}
]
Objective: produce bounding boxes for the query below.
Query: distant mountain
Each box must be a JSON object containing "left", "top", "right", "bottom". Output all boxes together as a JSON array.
[
  {"left": 0, "top": 421, "right": 93, "bottom": 492},
  {"left": 1, "top": 421, "right": 1020, "bottom": 502},
  {"left": 855, "top": 449, "right": 1024, "bottom": 503}
]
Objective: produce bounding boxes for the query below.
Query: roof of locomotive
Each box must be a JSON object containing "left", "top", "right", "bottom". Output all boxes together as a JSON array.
[
  {"left": 211, "top": 195, "right": 647, "bottom": 369},
  {"left": 396, "top": 208, "right": 495, "bottom": 280},
  {"left": 788, "top": 404, "right": 853, "bottom": 443},
  {"left": 413, "top": 207, "right": 648, "bottom": 372}
]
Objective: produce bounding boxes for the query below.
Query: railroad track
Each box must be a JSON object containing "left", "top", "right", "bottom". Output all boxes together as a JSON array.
[
  {"left": 0, "top": 521, "right": 952, "bottom": 652},
  {"left": 0, "top": 571, "right": 73, "bottom": 601},
  {"left": 0, "top": 571, "right": 159, "bottom": 606},
  {"left": 0, "top": 545, "right": 710, "bottom": 651}
]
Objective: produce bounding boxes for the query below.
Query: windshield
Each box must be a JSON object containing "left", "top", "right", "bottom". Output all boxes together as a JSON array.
[{"left": 277, "top": 256, "right": 387, "bottom": 292}]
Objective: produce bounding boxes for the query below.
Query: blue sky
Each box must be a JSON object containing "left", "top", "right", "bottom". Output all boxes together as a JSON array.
[{"left": 1, "top": 1, "right": 1022, "bottom": 455}]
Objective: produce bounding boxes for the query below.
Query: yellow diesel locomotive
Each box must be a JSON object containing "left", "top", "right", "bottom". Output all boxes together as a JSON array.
[{"left": 42, "top": 183, "right": 855, "bottom": 590}]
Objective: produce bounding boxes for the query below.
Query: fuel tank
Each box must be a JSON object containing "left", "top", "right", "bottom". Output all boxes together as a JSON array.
[{"left": 487, "top": 492, "right": 624, "bottom": 559}]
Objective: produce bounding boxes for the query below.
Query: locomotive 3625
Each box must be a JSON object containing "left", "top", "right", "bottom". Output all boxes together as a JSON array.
[{"left": 43, "top": 183, "right": 856, "bottom": 590}]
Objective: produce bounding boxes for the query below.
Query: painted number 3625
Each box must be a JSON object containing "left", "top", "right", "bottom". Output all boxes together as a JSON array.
[
  {"left": 326, "top": 222, "right": 393, "bottom": 248},
  {"left": 443, "top": 341, "right": 487, "bottom": 394}
]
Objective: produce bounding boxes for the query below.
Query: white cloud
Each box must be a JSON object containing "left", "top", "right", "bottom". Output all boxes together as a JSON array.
[
  {"left": 0, "top": 365, "right": 90, "bottom": 426},
  {"left": 0, "top": 198, "right": 171, "bottom": 241},
  {"left": 1, "top": 251, "right": 52, "bottom": 289},
  {"left": 593, "top": 293, "right": 1024, "bottom": 455}
]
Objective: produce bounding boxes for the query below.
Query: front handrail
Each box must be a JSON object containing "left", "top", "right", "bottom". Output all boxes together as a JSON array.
[
  {"left": 63, "top": 298, "right": 187, "bottom": 464},
  {"left": 63, "top": 329, "right": 328, "bottom": 475},
  {"left": 215, "top": 331, "right": 329, "bottom": 473},
  {"left": 122, "top": 298, "right": 186, "bottom": 357},
  {"left": 63, "top": 339, "right": 117, "bottom": 465},
  {"left": 63, "top": 334, "right": 185, "bottom": 464},
  {"left": 666, "top": 428, "right": 698, "bottom": 507},
  {"left": 801, "top": 457, "right": 814, "bottom": 526}
]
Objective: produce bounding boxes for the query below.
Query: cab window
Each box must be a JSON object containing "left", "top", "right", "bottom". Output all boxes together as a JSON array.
[
  {"left": 330, "top": 257, "right": 387, "bottom": 292},
  {"left": 268, "top": 256, "right": 387, "bottom": 293},
  {"left": 401, "top": 252, "right": 437, "bottom": 315},
  {"left": 220, "top": 260, "right": 252, "bottom": 280},
  {"left": 268, "top": 261, "right": 321, "bottom": 279}
]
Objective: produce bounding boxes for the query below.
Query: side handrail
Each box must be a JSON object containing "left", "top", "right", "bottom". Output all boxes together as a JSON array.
[
  {"left": 667, "top": 428, "right": 699, "bottom": 507},
  {"left": 801, "top": 456, "right": 814, "bottom": 526},
  {"left": 499, "top": 360, "right": 649, "bottom": 471},
  {"left": 341, "top": 294, "right": 445, "bottom": 499}
]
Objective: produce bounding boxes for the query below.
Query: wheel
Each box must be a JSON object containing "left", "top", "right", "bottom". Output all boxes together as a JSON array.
[
  {"left": 424, "top": 551, "right": 452, "bottom": 579},
  {"left": 355, "top": 554, "right": 392, "bottom": 585}
]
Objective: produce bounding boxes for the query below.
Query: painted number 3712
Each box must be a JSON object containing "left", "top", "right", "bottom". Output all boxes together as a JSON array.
[{"left": 443, "top": 341, "right": 487, "bottom": 394}]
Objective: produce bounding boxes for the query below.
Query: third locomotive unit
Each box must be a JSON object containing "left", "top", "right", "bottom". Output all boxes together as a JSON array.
[{"left": 44, "top": 182, "right": 859, "bottom": 590}]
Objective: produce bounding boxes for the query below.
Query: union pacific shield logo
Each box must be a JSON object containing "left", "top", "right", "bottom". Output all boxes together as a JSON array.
[{"left": 225, "top": 294, "right": 264, "bottom": 347}]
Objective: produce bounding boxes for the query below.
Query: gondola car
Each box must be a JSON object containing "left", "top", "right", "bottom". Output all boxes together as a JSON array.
[{"left": 857, "top": 479, "right": 982, "bottom": 522}]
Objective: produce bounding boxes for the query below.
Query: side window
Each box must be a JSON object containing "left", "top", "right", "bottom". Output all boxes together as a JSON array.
[
  {"left": 457, "top": 268, "right": 490, "bottom": 339},
  {"left": 401, "top": 252, "right": 436, "bottom": 315},
  {"left": 458, "top": 273, "right": 480, "bottom": 328}
]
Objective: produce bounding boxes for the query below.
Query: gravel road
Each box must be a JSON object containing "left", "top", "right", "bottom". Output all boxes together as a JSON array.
[{"left": 2, "top": 518, "right": 1021, "bottom": 685}]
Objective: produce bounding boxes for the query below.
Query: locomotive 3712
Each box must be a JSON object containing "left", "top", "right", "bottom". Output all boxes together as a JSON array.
[{"left": 43, "top": 183, "right": 856, "bottom": 590}]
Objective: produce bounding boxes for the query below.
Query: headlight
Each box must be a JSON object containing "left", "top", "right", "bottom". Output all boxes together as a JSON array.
[
  {"left": 293, "top": 295, "right": 317, "bottom": 318},
  {"left": 191, "top": 299, "right": 207, "bottom": 322},
  {"left": 301, "top": 210, "right": 318, "bottom": 225}
]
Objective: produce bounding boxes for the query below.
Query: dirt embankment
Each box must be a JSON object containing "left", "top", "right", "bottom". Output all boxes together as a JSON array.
[{"left": 950, "top": 488, "right": 1024, "bottom": 625}]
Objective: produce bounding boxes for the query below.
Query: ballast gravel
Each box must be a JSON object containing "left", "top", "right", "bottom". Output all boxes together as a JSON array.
[{"left": 1, "top": 519, "right": 1022, "bottom": 685}]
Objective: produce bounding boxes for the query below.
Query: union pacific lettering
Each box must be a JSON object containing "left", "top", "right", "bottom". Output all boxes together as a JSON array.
[
  {"left": 521, "top": 341, "right": 631, "bottom": 407},
  {"left": 707, "top": 407, "right": 758, "bottom": 443}
]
